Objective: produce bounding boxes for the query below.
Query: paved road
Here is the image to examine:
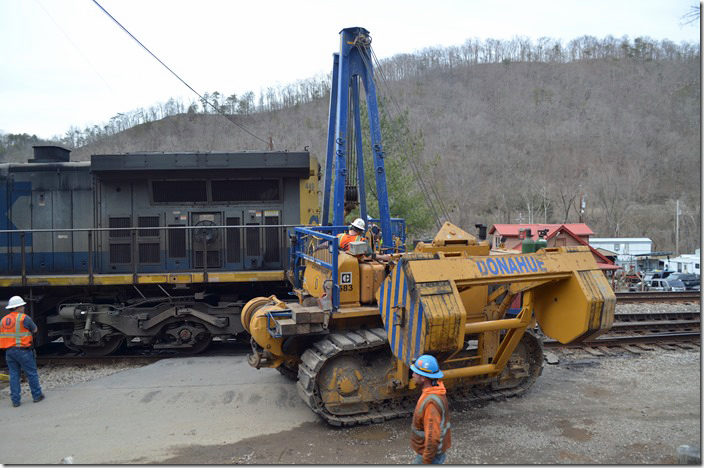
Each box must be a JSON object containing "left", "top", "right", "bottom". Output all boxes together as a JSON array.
[
  {"left": 0, "top": 356, "right": 317, "bottom": 464},
  {"left": 1, "top": 349, "right": 700, "bottom": 464}
]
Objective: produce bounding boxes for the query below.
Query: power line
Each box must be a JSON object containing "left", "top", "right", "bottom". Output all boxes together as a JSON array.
[
  {"left": 91, "top": 0, "right": 269, "bottom": 146},
  {"left": 35, "top": 0, "right": 120, "bottom": 99}
]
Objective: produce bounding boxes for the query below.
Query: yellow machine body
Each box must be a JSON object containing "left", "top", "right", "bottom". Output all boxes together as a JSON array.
[{"left": 242, "top": 222, "right": 616, "bottom": 425}]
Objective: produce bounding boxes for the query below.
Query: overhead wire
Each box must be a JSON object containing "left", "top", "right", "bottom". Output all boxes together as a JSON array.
[
  {"left": 35, "top": 0, "right": 120, "bottom": 99},
  {"left": 91, "top": 0, "right": 270, "bottom": 147}
]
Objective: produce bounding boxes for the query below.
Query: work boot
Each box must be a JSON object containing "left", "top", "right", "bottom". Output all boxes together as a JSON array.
[
  {"left": 12, "top": 402, "right": 20, "bottom": 407},
  {"left": 33, "top": 394, "right": 45, "bottom": 403}
]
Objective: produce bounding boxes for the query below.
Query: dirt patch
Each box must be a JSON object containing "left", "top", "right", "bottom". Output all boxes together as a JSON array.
[
  {"left": 158, "top": 420, "right": 412, "bottom": 465},
  {"left": 153, "top": 349, "right": 699, "bottom": 465}
]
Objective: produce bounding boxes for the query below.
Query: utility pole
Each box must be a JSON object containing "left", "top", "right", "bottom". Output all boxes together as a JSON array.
[
  {"left": 579, "top": 187, "right": 587, "bottom": 224},
  {"left": 675, "top": 199, "right": 681, "bottom": 254}
]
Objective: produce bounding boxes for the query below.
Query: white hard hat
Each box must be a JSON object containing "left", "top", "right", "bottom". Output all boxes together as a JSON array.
[
  {"left": 350, "top": 218, "right": 365, "bottom": 232},
  {"left": 6, "top": 296, "right": 26, "bottom": 309}
]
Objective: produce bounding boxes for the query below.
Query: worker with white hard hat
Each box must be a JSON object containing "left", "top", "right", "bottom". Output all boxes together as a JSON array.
[
  {"left": 336, "top": 218, "right": 367, "bottom": 251},
  {"left": 0, "top": 296, "right": 45, "bottom": 407}
]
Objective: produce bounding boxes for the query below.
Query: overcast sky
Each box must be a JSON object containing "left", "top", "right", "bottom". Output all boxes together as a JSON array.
[{"left": 0, "top": 0, "right": 699, "bottom": 139}]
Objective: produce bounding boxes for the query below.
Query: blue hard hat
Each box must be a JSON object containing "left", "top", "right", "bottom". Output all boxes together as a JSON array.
[{"left": 410, "top": 354, "right": 443, "bottom": 379}]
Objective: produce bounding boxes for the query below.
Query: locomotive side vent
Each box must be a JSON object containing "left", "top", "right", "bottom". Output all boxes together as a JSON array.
[
  {"left": 153, "top": 180, "right": 207, "bottom": 203},
  {"left": 109, "top": 217, "right": 131, "bottom": 238},
  {"left": 109, "top": 244, "right": 131, "bottom": 264},
  {"left": 212, "top": 180, "right": 280, "bottom": 202},
  {"left": 138, "top": 216, "right": 160, "bottom": 237},
  {"left": 109, "top": 217, "right": 132, "bottom": 264},
  {"left": 194, "top": 250, "right": 219, "bottom": 268},
  {"left": 168, "top": 225, "right": 186, "bottom": 258},
  {"left": 226, "top": 217, "right": 242, "bottom": 263},
  {"left": 138, "top": 243, "right": 160, "bottom": 263},
  {"left": 246, "top": 225, "right": 261, "bottom": 261},
  {"left": 264, "top": 214, "right": 280, "bottom": 263}
]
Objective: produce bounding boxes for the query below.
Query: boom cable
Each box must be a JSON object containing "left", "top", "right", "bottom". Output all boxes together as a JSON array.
[
  {"left": 354, "top": 41, "right": 450, "bottom": 228},
  {"left": 91, "top": 0, "right": 270, "bottom": 147},
  {"left": 369, "top": 48, "right": 453, "bottom": 224}
]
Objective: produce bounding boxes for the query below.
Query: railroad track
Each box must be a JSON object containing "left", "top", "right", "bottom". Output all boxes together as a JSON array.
[
  {"left": 29, "top": 306, "right": 700, "bottom": 365},
  {"left": 33, "top": 341, "right": 250, "bottom": 366},
  {"left": 616, "top": 291, "right": 701, "bottom": 303},
  {"left": 546, "top": 308, "right": 700, "bottom": 353}
]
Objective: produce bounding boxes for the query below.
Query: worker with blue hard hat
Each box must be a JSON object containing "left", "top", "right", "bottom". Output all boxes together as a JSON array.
[{"left": 410, "top": 354, "right": 452, "bottom": 464}]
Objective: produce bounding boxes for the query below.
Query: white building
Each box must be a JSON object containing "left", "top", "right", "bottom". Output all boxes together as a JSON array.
[
  {"left": 664, "top": 249, "right": 701, "bottom": 275},
  {"left": 589, "top": 238, "right": 652, "bottom": 271}
]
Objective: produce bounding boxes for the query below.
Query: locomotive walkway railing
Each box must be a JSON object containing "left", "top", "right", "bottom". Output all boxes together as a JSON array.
[
  {"left": 0, "top": 224, "right": 301, "bottom": 287},
  {"left": 0, "top": 218, "right": 407, "bottom": 303}
]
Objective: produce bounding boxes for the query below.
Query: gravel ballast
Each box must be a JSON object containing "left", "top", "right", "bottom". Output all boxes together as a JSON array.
[{"left": 1, "top": 302, "right": 699, "bottom": 464}]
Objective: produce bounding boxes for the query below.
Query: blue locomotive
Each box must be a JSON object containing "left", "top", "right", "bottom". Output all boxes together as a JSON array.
[{"left": 0, "top": 145, "right": 320, "bottom": 354}]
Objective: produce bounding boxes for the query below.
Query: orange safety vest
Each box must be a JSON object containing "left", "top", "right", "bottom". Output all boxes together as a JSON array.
[
  {"left": 0, "top": 312, "right": 33, "bottom": 348},
  {"left": 336, "top": 233, "right": 365, "bottom": 251},
  {"left": 411, "top": 385, "right": 452, "bottom": 461}
]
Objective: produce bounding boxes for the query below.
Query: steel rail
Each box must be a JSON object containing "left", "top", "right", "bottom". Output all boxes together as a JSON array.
[
  {"left": 545, "top": 331, "right": 701, "bottom": 348},
  {"left": 616, "top": 291, "right": 701, "bottom": 303}
]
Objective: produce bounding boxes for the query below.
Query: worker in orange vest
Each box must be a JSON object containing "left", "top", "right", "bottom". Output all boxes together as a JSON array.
[
  {"left": 410, "top": 354, "right": 452, "bottom": 464},
  {"left": 316, "top": 218, "right": 367, "bottom": 252},
  {"left": 1, "top": 296, "right": 44, "bottom": 407},
  {"left": 335, "top": 218, "right": 367, "bottom": 251},
  {"left": 316, "top": 218, "right": 392, "bottom": 261}
]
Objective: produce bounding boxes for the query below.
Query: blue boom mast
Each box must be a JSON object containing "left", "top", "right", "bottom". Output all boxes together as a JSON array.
[{"left": 320, "top": 27, "right": 393, "bottom": 251}]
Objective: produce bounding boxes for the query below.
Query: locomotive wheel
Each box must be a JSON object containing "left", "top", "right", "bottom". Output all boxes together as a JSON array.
[
  {"left": 74, "top": 335, "right": 125, "bottom": 356},
  {"left": 181, "top": 334, "right": 213, "bottom": 354}
]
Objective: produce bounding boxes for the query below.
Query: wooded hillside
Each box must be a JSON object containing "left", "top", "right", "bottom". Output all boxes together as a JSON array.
[{"left": 2, "top": 35, "right": 700, "bottom": 253}]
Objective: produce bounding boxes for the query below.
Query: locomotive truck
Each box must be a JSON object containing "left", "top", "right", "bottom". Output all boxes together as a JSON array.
[
  {"left": 240, "top": 27, "right": 616, "bottom": 425},
  {"left": 0, "top": 146, "right": 320, "bottom": 355}
]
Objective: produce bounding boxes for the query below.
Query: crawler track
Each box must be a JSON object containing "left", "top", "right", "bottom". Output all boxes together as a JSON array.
[{"left": 297, "top": 327, "right": 544, "bottom": 426}]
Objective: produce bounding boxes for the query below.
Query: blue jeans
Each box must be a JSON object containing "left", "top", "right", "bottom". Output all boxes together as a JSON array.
[
  {"left": 5, "top": 347, "right": 43, "bottom": 404},
  {"left": 413, "top": 452, "right": 446, "bottom": 464}
]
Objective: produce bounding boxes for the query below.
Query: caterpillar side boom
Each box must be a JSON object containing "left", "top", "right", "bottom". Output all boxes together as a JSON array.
[{"left": 241, "top": 27, "right": 615, "bottom": 426}]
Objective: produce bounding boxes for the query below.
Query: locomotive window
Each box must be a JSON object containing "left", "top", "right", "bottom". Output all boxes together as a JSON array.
[
  {"left": 109, "top": 217, "right": 131, "bottom": 238},
  {"left": 153, "top": 180, "right": 207, "bottom": 203},
  {"left": 212, "top": 180, "right": 280, "bottom": 202},
  {"left": 138, "top": 216, "right": 160, "bottom": 237}
]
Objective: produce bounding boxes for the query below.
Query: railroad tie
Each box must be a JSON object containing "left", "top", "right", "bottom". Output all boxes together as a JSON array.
[
  {"left": 622, "top": 345, "right": 642, "bottom": 354},
  {"left": 583, "top": 347, "right": 605, "bottom": 356}
]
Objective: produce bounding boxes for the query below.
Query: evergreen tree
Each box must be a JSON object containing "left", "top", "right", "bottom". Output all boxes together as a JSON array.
[{"left": 358, "top": 97, "right": 435, "bottom": 238}]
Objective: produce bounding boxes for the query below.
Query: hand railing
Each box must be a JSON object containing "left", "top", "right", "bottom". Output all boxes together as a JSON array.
[
  {"left": 0, "top": 224, "right": 298, "bottom": 285},
  {"left": 290, "top": 226, "right": 346, "bottom": 310}
]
